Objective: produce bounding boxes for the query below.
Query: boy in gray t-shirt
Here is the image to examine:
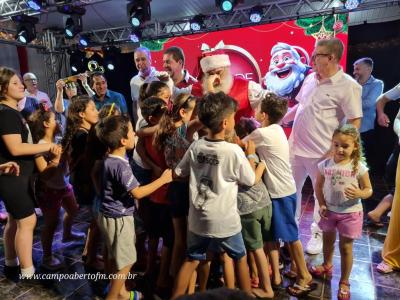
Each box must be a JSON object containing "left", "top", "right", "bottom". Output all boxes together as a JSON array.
[{"left": 96, "top": 115, "right": 172, "bottom": 300}]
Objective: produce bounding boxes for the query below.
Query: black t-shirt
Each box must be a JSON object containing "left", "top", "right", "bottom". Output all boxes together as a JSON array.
[
  {"left": 70, "top": 129, "right": 90, "bottom": 184},
  {"left": 0, "top": 103, "right": 35, "bottom": 176}
]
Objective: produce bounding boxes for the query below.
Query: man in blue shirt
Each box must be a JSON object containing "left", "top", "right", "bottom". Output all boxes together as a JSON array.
[
  {"left": 91, "top": 72, "right": 128, "bottom": 114},
  {"left": 353, "top": 57, "right": 383, "bottom": 171}
]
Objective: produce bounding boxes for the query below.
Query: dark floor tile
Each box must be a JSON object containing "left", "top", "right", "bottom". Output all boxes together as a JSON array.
[
  {"left": 375, "top": 285, "right": 400, "bottom": 299},
  {"left": 330, "top": 256, "right": 373, "bottom": 284},
  {"left": 0, "top": 277, "right": 33, "bottom": 299},
  {"left": 13, "top": 285, "right": 64, "bottom": 300},
  {"left": 65, "top": 282, "right": 103, "bottom": 300},
  {"left": 370, "top": 247, "right": 382, "bottom": 264}
]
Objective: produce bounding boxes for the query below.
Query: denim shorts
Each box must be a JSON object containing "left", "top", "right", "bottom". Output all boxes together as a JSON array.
[{"left": 186, "top": 231, "right": 247, "bottom": 261}]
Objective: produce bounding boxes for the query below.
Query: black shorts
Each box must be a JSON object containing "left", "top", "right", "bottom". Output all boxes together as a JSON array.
[
  {"left": 168, "top": 181, "right": 189, "bottom": 218},
  {"left": 0, "top": 175, "right": 35, "bottom": 219},
  {"left": 147, "top": 201, "right": 174, "bottom": 248}
]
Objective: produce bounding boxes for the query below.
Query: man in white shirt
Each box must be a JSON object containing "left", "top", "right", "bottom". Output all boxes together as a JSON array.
[
  {"left": 376, "top": 82, "right": 400, "bottom": 127},
  {"left": 22, "top": 72, "right": 52, "bottom": 108},
  {"left": 283, "top": 38, "right": 362, "bottom": 254},
  {"left": 129, "top": 47, "right": 159, "bottom": 129}
]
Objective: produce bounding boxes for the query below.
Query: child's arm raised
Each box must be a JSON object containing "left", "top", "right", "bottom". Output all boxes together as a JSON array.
[
  {"left": 344, "top": 172, "right": 373, "bottom": 200},
  {"left": 130, "top": 169, "right": 172, "bottom": 199},
  {"left": 315, "top": 172, "right": 328, "bottom": 219},
  {"left": 34, "top": 144, "right": 62, "bottom": 173},
  {"left": 186, "top": 118, "right": 203, "bottom": 142}
]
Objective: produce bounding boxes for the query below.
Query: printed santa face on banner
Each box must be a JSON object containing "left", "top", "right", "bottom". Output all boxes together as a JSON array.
[{"left": 264, "top": 42, "right": 310, "bottom": 98}]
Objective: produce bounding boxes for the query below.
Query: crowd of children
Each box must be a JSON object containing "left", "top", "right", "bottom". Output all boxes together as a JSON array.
[{"left": 0, "top": 65, "right": 373, "bottom": 300}]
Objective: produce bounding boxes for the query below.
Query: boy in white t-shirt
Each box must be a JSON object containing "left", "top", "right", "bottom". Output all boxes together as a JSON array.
[
  {"left": 172, "top": 92, "right": 265, "bottom": 299},
  {"left": 243, "top": 93, "right": 316, "bottom": 297}
]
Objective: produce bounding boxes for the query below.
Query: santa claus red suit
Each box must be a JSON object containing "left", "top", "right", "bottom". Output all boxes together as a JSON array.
[{"left": 188, "top": 46, "right": 269, "bottom": 122}]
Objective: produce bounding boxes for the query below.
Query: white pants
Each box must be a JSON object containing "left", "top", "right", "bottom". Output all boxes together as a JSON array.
[{"left": 291, "top": 155, "right": 322, "bottom": 234}]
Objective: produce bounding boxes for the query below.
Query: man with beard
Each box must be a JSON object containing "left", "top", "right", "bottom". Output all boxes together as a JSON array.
[
  {"left": 283, "top": 38, "right": 362, "bottom": 255},
  {"left": 163, "top": 46, "right": 197, "bottom": 88},
  {"left": 353, "top": 57, "right": 383, "bottom": 172},
  {"left": 190, "top": 48, "right": 269, "bottom": 122},
  {"left": 264, "top": 42, "right": 311, "bottom": 101}
]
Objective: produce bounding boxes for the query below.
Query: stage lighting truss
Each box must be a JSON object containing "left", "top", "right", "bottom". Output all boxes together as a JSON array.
[
  {"left": 190, "top": 15, "right": 205, "bottom": 31},
  {"left": 128, "top": 0, "right": 151, "bottom": 28},
  {"left": 12, "top": 14, "right": 38, "bottom": 44},
  {"left": 344, "top": 0, "right": 362, "bottom": 10}
]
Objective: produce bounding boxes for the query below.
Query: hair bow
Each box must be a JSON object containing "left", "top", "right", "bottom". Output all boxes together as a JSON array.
[{"left": 200, "top": 41, "right": 226, "bottom": 53}]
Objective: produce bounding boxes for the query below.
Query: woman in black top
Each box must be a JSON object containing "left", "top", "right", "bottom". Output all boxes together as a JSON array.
[{"left": 0, "top": 67, "right": 58, "bottom": 280}]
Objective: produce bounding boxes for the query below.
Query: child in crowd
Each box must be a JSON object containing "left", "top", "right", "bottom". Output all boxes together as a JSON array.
[
  {"left": 309, "top": 124, "right": 372, "bottom": 300},
  {"left": 95, "top": 114, "right": 172, "bottom": 300},
  {"left": 153, "top": 93, "right": 200, "bottom": 288},
  {"left": 172, "top": 92, "right": 261, "bottom": 299},
  {"left": 235, "top": 117, "right": 274, "bottom": 299},
  {"left": 28, "top": 105, "right": 81, "bottom": 270},
  {"left": 243, "top": 93, "right": 315, "bottom": 297},
  {"left": 62, "top": 95, "right": 101, "bottom": 269}
]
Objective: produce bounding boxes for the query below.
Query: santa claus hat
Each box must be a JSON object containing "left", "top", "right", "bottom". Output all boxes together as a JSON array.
[{"left": 200, "top": 42, "right": 231, "bottom": 73}]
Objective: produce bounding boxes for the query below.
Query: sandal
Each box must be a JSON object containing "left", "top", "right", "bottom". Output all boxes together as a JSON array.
[
  {"left": 286, "top": 280, "right": 318, "bottom": 297},
  {"left": 309, "top": 263, "right": 333, "bottom": 279},
  {"left": 283, "top": 269, "right": 298, "bottom": 279},
  {"left": 377, "top": 261, "right": 394, "bottom": 274},
  {"left": 337, "top": 281, "right": 350, "bottom": 300},
  {"left": 129, "top": 290, "right": 142, "bottom": 300},
  {"left": 271, "top": 275, "right": 283, "bottom": 289}
]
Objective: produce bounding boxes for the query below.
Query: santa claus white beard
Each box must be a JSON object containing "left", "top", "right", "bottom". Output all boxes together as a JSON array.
[
  {"left": 202, "top": 70, "right": 234, "bottom": 95},
  {"left": 264, "top": 63, "right": 307, "bottom": 97}
]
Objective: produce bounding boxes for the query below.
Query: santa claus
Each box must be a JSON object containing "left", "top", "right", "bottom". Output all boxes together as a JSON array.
[{"left": 190, "top": 43, "right": 270, "bottom": 122}]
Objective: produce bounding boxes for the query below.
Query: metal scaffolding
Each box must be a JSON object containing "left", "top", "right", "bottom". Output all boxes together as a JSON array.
[
  {"left": 0, "top": 0, "right": 113, "bottom": 19},
  {"left": 80, "top": 0, "right": 400, "bottom": 44}
]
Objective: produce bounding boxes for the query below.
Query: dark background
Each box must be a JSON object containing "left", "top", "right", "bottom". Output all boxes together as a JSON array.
[{"left": 346, "top": 19, "right": 400, "bottom": 175}]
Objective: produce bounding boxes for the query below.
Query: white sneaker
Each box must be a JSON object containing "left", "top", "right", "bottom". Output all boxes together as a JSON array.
[
  {"left": 42, "top": 256, "right": 64, "bottom": 270},
  {"left": 306, "top": 232, "right": 323, "bottom": 255}
]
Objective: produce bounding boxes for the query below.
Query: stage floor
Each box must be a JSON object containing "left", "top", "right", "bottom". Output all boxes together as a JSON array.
[{"left": 0, "top": 176, "right": 399, "bottom": 299}]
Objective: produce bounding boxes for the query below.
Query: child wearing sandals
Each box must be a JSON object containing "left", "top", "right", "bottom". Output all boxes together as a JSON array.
[
  {"left": 96, "top": 115, "right": 172, "bottom": 300},
  {"left": 309, "top": 124, "right": 372, "bottom": 300},
  {"left": 28, "top": 104, "right": 82, "bottom": 270},
  {"left": 242, "top": 93, "right": 315, "bottom": 297}
]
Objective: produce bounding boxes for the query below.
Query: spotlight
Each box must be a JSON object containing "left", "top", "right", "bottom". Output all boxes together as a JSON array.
[
  {"left": 216, "top": 0, "right": 238, "bottom": 12},
  {"left": 103, "top": 46, "right": 120, "bottom": 71},
  {"left": 190, "top": 15, "right": 205, "bottom": 31},
  {"left": 344, "top": 0, "right": 361, "bottom": 10},
  {"left": 64, "top": 15, "right": 83, "bottom": 39},
  {"left": 78, "top": 35, "right": 89, "bottom": 47},
  {"left": 68, "top": 49, "right": 86, "bottom": 74},
  {"left": 27, "top": 0, "right": 45, "bottom": 11},
  {"left": 249, "top": 6, "right": 263, "bottom": 23},
  {"left": 12, "top": 15, "right": 38, "bottom": 44},
  {"left": 127, "top": 0, "right": 151, "bottom": 28},
  {"left": 129, "top": 29, "right": 142, "bottom": 43}
]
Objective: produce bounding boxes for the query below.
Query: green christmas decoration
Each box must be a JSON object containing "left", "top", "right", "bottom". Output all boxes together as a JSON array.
[
  {"left": 140, "top": 38, "right": 170, "bottom": 51},
  {"left": 295, "top": 14, "right": 348, "bottom": 38}
]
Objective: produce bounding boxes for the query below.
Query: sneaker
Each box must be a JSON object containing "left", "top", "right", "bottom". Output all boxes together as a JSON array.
[
  {"left": 4, "top": 265, "right": 20, "bottom": 283},
  {"left": 306, "top": 232, "right": 323, "bottom": 255},
  {"left": 42, "top": 256, "right": 64, "bottom": 271}
]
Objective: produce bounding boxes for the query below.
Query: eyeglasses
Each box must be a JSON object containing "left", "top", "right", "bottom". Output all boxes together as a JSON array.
[{"left": 311, "top": 53, "right": 331, "bottom": 60}]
